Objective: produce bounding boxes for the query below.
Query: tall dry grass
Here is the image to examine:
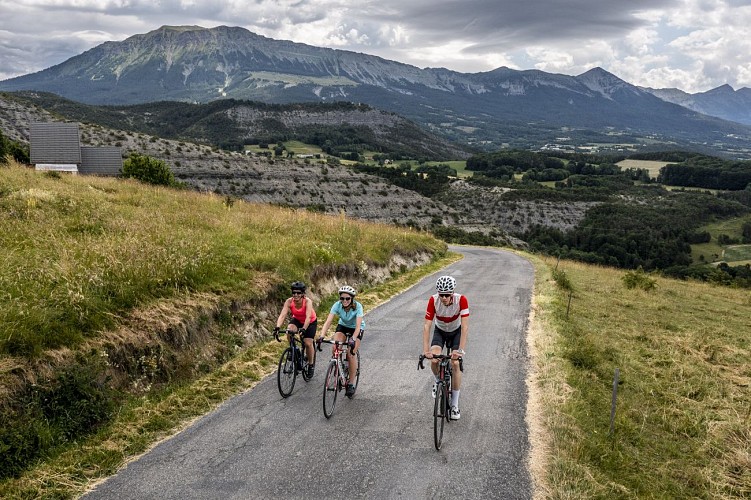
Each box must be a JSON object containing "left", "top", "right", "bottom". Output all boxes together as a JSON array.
[
  {"left": 0, "top": 162, "right": 444, "bottom": 358},
  {"left": 528, "top": 256, "right": 750, "bottom": 499}
]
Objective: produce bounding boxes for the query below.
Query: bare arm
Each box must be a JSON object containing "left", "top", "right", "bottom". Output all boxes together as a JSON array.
[
  {"left": 275, "top": 298, "right": 291, "bottom": 328},
  {"left": 318, "top": 312, "right": 335, "bottom": 340},
  {"left": 303, "top": 297, "right": 315, "bottom": 330},
  {"left": 423, "top": 318, "right": 433, "bottom": 356},
  {"left": 458, "top": 315, "right": 469, "bottom": 352}
]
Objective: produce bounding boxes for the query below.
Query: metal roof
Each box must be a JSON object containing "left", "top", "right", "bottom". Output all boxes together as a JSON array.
[
  {"left": 80, "top": 146, "right": 123, "bottom": 176},
  {"left": 30, "top": 122, "right": 82, "bottom": 165}
]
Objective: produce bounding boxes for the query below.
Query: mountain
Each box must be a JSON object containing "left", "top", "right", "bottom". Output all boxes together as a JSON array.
[
  {"left": 643, "top": 84, "right": 751, "bottom": 126},
  {"left": 3, "top": 25, "right": 751, "bottom": 156}
]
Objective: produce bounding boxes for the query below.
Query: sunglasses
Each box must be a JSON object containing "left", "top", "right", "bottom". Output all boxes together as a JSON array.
[
  {"left": 292, "top": 291, "right": 303, "bottom": 296},
  {"left": 339, "top": 296, "right": 352, "bottom": 301},
  {"left": 439, "top": 293, "right": 453, "bottom": 298}
]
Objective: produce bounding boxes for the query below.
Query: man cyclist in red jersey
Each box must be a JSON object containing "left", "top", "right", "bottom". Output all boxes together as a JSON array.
[
  {"left": 422, "top": 275, "right": 469, "bottom": 420},
  {"left": 274, "top": 281, "right": 318, "bottom": 378}
]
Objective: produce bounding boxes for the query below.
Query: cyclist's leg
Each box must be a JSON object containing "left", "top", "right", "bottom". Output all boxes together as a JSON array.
[
  {"left": 346, "top": 329, "right": 363, "bottom": 384},
  {"left": 286, "top": 320, "right": 300, "bottom": 340},
  {"left": 447, "top": 328, "right": 462, "bottom": 415},
  {"left": 429, "top": 328, "right": 446, "bottom": 378},
  {"left": 302, "top": 320, "right": 317, "bottom": 372},
  {"left": 448, "top": 328, "right": 462, "bottom": 391},
  {"left": 332, "top": 328, "right": 347, "bottom": 356}
]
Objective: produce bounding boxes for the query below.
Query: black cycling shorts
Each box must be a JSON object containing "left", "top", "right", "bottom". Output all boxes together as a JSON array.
[
  {"left": 430, "top": 326, "right": 461, "bottom": 350},
  {"left": 290, "top": 318, "right": 317, "bottom": 339},
  {"left": 336, "top": 325, "right": 364, "bottom": 339}
]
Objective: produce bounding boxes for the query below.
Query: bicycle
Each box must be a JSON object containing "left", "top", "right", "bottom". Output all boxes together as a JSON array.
[
  {"left": 275, "top": 328, "right": 315, "bottom": 398},
  {"left": 418, "top": 350, "right": 464, "bottom": 450},
  {"left": 317, "top": 338, "right": 361, "bottom": 419}
]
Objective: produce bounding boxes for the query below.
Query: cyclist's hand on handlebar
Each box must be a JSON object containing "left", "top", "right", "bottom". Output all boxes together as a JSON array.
[
  {"left": 273, "top": 326, "right": 280, "bottom": 342},
  {"left": 423, "top": 350, "right": 433, "bottom": 359},
  {"left": 315, "top": 337, "right": 323, "bottom": 351}
]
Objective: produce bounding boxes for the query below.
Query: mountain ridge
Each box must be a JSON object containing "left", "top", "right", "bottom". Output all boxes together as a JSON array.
[{"left": 2, "top": 25, "right": 751, "bottom": 156}]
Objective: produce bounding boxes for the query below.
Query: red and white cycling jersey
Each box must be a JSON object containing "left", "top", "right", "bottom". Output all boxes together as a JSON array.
[{"left": 424, "top": 293, "right": 469, "bottom": 332}]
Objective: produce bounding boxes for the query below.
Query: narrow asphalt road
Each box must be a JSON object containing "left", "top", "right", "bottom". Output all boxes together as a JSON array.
[{"left": 84, "top": 246, "right": 535, "bottom": 499}]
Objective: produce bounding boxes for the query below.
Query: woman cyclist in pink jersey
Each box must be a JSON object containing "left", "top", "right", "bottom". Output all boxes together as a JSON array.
[
  {"left": 422, "top": 275, "right": 469, "bottom": 420},
  {"left": 274, "top": 281, "right": 318, "bottom": 378}
]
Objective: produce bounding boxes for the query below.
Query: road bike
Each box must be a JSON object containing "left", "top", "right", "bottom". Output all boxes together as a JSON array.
[
  {"left": 418, "top": 350, "right": 464, "bottom": 450},
  {"left": 318, "top": 338, "right": 360, "bottom": 419},
  {"left": 275, "top": 328, "right": 315, "bottom": 398}
]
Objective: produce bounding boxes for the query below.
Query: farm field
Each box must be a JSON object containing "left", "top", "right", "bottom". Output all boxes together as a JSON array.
[
  {"left": 691, "top": 215, "right": 751, "bottom": 264},
  {"left": 616, "top": 159, "right": 669, "bottom": 179}
]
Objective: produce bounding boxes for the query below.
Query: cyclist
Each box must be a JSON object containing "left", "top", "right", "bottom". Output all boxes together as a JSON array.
[
  {"left": 422, "top": 275, "right": 469, "bottom": 420},
  {"left": 274, "top": 281, "right": 318, "bottom": 378},
  {"left": 317, "top": 285, "right": 365, "bottom": 398}
]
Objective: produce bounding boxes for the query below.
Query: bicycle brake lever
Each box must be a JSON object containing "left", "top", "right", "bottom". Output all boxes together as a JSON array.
[{"left": 418, "top": 355, "right": 425, "bottom": 370}]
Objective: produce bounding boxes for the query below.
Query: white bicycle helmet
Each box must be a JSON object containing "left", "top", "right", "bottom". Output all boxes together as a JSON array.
[
  {"left": 435, "top": 275, "right": 456, "bottom": 293},
  {"left": 338, "top": 285, "right": 357, "bottom": 297}
]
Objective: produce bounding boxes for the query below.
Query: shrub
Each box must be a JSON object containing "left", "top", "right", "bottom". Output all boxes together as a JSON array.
[
  {"left": 552, "top": 268, "right": 574, "bottom": 292},
  {"left": 622, "top": 267, "right": 657, "bottom": 291},
  {"left": 122, "top": 154, "right": 175, "bottom": 186},
  {"left": 0, "top": 354, "right": 117, "bottom": 479}
]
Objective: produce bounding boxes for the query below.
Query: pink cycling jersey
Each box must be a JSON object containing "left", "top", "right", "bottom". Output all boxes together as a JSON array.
[{"left": 290, "top": 298, "right": 316, "bottom": 323}]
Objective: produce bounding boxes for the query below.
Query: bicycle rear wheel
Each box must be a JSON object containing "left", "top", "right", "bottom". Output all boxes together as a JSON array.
[
  {"left": 433, "top": 381, "right": 446, "bottom": 450},
  {"left": 277, "top": 347, "right": 296, "bottom": 398},
  {"left": 323, "top": 361, "right": 339, "bottom": 419}
]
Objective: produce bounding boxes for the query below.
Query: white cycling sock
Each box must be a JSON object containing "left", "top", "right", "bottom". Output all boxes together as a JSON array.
[{"left": 451, "top": 390, "right": 460, "bottom": 407}]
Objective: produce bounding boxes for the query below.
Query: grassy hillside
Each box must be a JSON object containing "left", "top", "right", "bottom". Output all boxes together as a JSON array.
[
  {"left": 528, "top": 256, "right": 750, "bottom": 498},
  {"left": 0, "top": 161, "right": 448, "bottom": 493}
]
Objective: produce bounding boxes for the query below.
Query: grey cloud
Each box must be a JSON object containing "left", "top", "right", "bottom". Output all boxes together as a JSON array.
[{"left": 354, "top": 0, "right": 680, "bottom": 49}]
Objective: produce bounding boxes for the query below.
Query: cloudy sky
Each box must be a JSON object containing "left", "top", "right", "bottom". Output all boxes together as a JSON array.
[{"left": 1, "top": 0, "right": 749, "bottom": 93}]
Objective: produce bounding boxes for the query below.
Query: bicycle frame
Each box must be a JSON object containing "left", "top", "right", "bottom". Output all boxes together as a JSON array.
[
  {"left": 319, "top": 338, "right": 360, "bottom": 418},
  {"left": 418, "top": 350, "right": 464, "bottom": 450}
]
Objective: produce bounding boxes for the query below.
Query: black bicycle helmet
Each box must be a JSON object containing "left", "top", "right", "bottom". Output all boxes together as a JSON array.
[{"left": 291, "top": 281, "right": 306, "bottom": 293}]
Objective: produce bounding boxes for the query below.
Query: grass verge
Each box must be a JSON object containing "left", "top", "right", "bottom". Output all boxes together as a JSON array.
[{"left": 527, "top": 255, "right": 750, "bottom": 499}]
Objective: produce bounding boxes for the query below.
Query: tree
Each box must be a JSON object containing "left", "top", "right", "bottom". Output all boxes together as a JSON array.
[
  {"left": 742, "top": 222, "right": 751, "bottom": 244},
  {"left": 122, "top": 154, "right": 175, "bottom": 186}
]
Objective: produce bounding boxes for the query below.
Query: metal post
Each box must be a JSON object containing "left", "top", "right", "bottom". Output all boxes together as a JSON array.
[{"left": 609, "top": 368, "right": 620, "bottom": 436}]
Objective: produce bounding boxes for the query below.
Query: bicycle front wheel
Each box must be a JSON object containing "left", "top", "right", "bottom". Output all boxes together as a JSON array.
[
  {"left": 277, "top": 348, "right": 296, "bottom": 398},
  {"left": 433, "top": 381, "right": 446, "bottom": 450},
  {"left": 323, "top": 361, "right": 339, "bottom": 419}
]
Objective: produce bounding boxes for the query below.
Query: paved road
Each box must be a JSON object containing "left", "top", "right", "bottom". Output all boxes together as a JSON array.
[{"left": 84, "top": 246, "right": 534, "bottom": 499}]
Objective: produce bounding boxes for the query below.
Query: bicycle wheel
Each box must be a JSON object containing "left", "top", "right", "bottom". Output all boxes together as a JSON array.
[
  {"left": 433, "top": 381, "right": 446, "bottom": 450},
  {"left": 302, "top": 343, "right": 315, "bottom": 382},
  {"left": 323, "top": 361, "right": 339, "bottom": 419},
  {"left": 277, "top": 347, "right": 296, "bottom": 398}
]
